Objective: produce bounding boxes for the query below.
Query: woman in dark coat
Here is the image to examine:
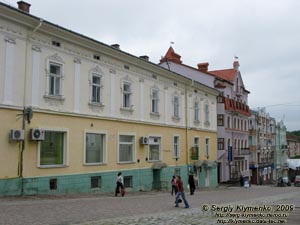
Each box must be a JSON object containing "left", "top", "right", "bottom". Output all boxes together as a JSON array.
[{"left": 188, "top": 174, "right": 196, "bottom": 195}]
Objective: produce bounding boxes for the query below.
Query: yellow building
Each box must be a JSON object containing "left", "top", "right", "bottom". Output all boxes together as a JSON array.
[{"left": 0, "top": 1, "right": 219, "bottom": 196}]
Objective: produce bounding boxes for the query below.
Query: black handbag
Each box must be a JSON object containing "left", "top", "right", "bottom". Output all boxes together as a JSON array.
[{"left": 175, "top": 198, "right": 183, "bottom": 203}]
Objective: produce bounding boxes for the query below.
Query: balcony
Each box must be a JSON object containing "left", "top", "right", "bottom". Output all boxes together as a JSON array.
[
  {"left": 233, "top": 148, "right": 251, "bottom": 158},
  {"left": 249, "top": 129, "right": 257, "bottom": 135},
  {"left": 240, "top": 148, "right": 251, "bottom": 155},
  {"left": 249, "top": 145, "right": 256, "bottom": 151}
]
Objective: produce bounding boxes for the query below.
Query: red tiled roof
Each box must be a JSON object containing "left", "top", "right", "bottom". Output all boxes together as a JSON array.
[
  {"left": 209, "top": 69, "right": 237, "bottom": 82},
  {"left": 160, "top": 46, "right": 182, "bottom": 64},
  {"left": 223, "top": 96, "right": 251, "bottom": 116}
]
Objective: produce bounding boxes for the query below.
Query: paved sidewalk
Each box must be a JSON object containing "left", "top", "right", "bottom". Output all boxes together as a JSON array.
[
  {"left": 1, "top": 185, "right": 300, "bottom": 225},
  {"left": 79, "top": 191, "right": 300, "bottom": 225}
]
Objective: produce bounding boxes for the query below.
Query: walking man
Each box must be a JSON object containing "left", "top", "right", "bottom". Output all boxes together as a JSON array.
[{"left": 175, "top": 175, "right": 189, "bottom": 208}]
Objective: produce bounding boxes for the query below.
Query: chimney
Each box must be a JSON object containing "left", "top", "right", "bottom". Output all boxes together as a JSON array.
[
  {"left": 197, "top": 62, "right": 209, "bottom": 72},
  {"left": 17, "top": 1, "right": 31, "bottom": 13},
  {"left": 111, "top": 44, "right": 120, "bottom": 49},
  {"left": 139, "top": 55, "right": 149, "bottom": 61}
]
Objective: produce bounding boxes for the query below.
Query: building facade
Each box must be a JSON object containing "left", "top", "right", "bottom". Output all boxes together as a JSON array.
[
  {"left": 0, "top": 2, "right": 219, "bottom": 196},
  {"left": 159, "top": 47, "right": 251, "bottom": 183},
  {"left": 248, "top": 108, "right": 276, "bottom": 184},
  {"left": 286, "top": 134, "right": 300, "bottom": 158},
  {"left": 275, "top": 120, "right": 289, "bottom": 181}
]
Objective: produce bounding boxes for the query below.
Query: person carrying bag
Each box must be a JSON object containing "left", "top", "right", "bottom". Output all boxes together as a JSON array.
[{"left": 115, "top": 172, "right": 125, "bottom": 197}]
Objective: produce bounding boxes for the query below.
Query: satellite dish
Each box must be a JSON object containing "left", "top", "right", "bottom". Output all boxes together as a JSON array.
[{"left": 24, "top": 107, "right": 33, "bottom": 123}]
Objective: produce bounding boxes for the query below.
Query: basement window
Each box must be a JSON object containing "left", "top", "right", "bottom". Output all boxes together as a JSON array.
[
  {"left": 91, "top": 176, "right": 101, "bottom": 189},
  {"left": 49, "top": 178, "right": 57, "bottom": 190},
  {"left": 124, "top": 176, "right": 132, "bottom": 188}
]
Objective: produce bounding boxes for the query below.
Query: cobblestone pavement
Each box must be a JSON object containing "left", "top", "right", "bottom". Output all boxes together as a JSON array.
[{"left": 1, "top": 185, "right": 300, "bottom": 225}]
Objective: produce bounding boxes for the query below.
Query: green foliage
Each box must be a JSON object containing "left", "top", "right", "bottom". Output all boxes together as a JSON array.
[{"left": 287, "top": 131, "right": 300, "bottom": 137}]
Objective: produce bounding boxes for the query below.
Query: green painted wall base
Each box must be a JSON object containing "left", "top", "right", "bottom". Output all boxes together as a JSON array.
[
  {"left": 0, "top": 178, "right": 22, "bottom": 196},
  {"left": 0, "top": 164, "right": 217, "bottom": 196}
]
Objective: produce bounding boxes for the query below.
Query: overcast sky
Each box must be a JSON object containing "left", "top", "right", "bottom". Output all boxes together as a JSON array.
[{"left": 3, "top": 0, "right": 300, "bottom": 131}]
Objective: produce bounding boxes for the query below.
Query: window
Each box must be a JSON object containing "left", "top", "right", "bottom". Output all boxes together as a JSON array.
[
  {"left": 217, "top": 95, "right": 223, "bottom": 103},
  {"left": 124, "top": 176, "right": 132, "bottom": 188},
  {"left": 218, "top": 138, "right": 225, "bottom": 150},
  {"left": 52, "top": 40, "right": 60, "bottom": 47},
  {"left": 122, "top": 82, "right": 132, "bottom": 108},
  {"left": 192, "top": 137, "right": 200, "bottom": 160},
  {"left": 40, "top": 130, "right": 66, "bottom": 166},
  {"left": 173, "top": 96, "right": 179, "bottom": 118},
  {"left": 149, "top": 136, "right": 161, "bottom": 161},
  {"left": 90, "top": 73, "right": 103, "bottom": 104},
  {"left": 49, "top": 178, "right": 57, "bottom": 190},
  {"left": 194, "top": 101, "right": 199, "bottom": 121},
  {"left": 93, "top": 54, "right": 100, "bottom": 60},
  {"left": 119, "top": 135, "right": 135, "bottom": 163},
  {"left": 173, "top": 136, "right": 180, "bottom": 158},
  {"left": 217, "top": 114, "right": 224, "bottom": 126},
  {"left": 85, "top": 132, "right": 105, "bottom": 164},
  {"left": 151, "top": 89, "right": 159, "bottom": 114},
  {"left": 48, "top": 62, "right": 62, "bottom": 96},
  {"left": 205, "top": 138, "right": 210, "bottom": 158},
  {"left": 91, "top": 176, "right": 101, "bottom": 188},
  {"left": 204, "top": 104, "right": 209, "bottom": 124},
  {"left": 227, "top": 117, "right": 231, "bottom": 128}
]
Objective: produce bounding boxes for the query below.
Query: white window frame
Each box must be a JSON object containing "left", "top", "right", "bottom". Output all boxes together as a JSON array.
[
  {"left": 37, "top": 128, "right": 69, "bottom": 168},
  {"left": 204, "top": 103, "right": 210, "bottom": 124},
  {"left": 173, "top": 95, "right": 180, "bottom": 118},
  {"left": 118, "top": 133, "right": 136, "bottom": 163},
  {"left": 45, "top": 54, "right": 65, "bottom": 100},
  {"left": 151, "top": 89, "right": 159, "bottom": 114},
  {"left": 194, "top": 101, "right": 200, "bottom": 121},
  {"left": 148, "top": 136, "right": 162, "bottom": 162},
  {"left": 90, "top": 72, "right": 104, "bottom": 105},
  {"left": 122, "top": 81, "right": 132, "bottom": 109},
  {"left": 84, "top": 130, "right": 107, "bottom": 165},
  {"left": 173, "top": 135, "right": 180, "bottom": 159},
  {"left": 47, "top": 61, "right": 63, "bottom": 97}
]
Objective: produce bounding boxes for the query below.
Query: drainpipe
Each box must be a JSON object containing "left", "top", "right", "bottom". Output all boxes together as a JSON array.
[
  {"left": 185, "top": 84, "right": 189, "bottom": 167},
  {"left": 185, "top": 80, "right": 194, "bottom": 172},
  {"left": 20, "top": 19, "right": 43, "bottom": 195}
]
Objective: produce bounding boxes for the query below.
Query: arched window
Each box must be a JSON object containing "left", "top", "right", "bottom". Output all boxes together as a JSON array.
[{"left": 227, "top": 116, "right": 231, "bottom": 128}]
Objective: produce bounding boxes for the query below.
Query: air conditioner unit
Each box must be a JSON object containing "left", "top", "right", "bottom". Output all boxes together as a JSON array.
[
  {"left": 30, "top": 128, "right": 45, "bottom": 141},
  {"left": 140, "top": 136, "right": 148, "bottom": 145},
  {"left": 10, "top": 129, "right": 25, "bottom": 141}
]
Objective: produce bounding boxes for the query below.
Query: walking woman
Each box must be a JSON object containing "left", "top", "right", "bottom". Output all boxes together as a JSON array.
[
  {"left": 188, "top": 173, "right": 196, "bottom": 195},
  {"left": 115, "top": 172, "right": 125, "bottom": 197},
  {"left": 175, "top": 175, "right": 189, "bottom": 208}
]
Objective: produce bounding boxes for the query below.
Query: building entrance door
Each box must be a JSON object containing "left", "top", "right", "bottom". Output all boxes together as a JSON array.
[{"left": 152, "top": 169, "right": 161, "bottom": 190}]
